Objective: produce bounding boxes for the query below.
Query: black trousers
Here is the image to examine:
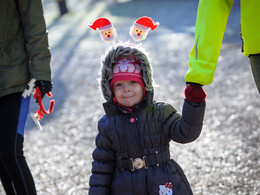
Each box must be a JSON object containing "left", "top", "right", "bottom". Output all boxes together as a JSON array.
[
  {"left": 249, "top": 54, "right": 260, "bottom": 94},
  {"left": 0, "top": 92, "right": 36, "bottom": 195}
]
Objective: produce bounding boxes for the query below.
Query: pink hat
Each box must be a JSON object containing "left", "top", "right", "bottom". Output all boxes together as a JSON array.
[{"left": 110, "top": 57, "right": 145, "bottom": 96}]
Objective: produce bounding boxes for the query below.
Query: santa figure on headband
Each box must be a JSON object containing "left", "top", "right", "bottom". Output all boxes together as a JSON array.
[
  {"left": 89, "top": 18, "right": 117, "bottom": 43},
  {"left": 129, "top": 16, "right": 159, "bottom": 41}
]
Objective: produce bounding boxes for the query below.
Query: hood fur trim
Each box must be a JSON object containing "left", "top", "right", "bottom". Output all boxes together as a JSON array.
[{"left": 100, "top": 42, "right": 153, "bottom": 101}]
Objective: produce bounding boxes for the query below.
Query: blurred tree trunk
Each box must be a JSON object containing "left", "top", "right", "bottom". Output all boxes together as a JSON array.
[{"left": 57, "top": 0, "right": 68, "bottom": 16}]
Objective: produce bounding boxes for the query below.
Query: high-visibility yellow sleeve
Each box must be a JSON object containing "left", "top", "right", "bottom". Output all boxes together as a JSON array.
[
  {"left": 241, "top": 0, "right": 260, "bottom": 56},
  {"left": 185, "top": 0, "right": 234, "bottom": 85}
]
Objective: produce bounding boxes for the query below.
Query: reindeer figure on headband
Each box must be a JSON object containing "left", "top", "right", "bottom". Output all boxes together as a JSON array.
[{"left": 88, "top": 16, "right": 207, "bottom": 195}]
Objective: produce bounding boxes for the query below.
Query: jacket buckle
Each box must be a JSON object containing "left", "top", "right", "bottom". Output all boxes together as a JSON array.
[{"left": 130, "top": 156, "right": 147, "bottom": 171}]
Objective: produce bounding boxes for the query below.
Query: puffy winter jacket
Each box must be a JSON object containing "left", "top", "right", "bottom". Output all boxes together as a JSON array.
[
  {"left": 185, "top": 0, "right": 260, "bottom": 85},
  {"left": 0, "top": 0, "right": 51, "bottom": 97},
  {"left": 89, "top": 43, "right": 206, "bottom": 195},
  {"left": 89, "top": 93, "right": 205, "bottom": 195}
]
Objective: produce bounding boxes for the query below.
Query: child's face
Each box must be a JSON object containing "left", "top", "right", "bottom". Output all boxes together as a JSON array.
[{"left": 114, "top": 80, "right": 144, "bottom": 107}]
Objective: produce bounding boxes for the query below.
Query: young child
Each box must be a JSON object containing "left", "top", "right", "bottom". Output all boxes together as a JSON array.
[{"left": 89, "top": 42, "right": 206, "bottom": 195}]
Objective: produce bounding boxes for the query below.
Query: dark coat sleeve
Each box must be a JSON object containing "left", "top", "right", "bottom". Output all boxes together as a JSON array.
[
  {"left": 163, "top": 100, "right": 206, "bottom": 143},
  {"left": 89, "top": 116, "right": 115, "bottom": 195},
  {"left": 16, "top": 0, "right": 51, "bottom": 81}
]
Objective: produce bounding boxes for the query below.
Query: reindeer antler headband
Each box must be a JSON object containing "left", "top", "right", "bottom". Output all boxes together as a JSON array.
[{"left": 89, "top": 16, "right": 159, "bottom": 43}]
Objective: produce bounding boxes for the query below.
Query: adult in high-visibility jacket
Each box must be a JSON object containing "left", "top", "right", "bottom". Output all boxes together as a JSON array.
[{"left": 185, "top": 0, "right": 260, "bottom": 94}]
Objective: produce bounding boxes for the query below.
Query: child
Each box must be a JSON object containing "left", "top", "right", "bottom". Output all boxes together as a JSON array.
[{"left": 89, "top": 42, "right": 206, "bottom": 195}]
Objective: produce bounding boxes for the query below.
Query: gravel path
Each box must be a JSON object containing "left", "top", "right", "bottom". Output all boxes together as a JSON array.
[{"left": 1, "top": 0, "right": 259, "bottom": 194}]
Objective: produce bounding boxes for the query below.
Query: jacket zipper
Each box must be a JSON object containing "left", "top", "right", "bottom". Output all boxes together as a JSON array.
[{"left": 132, "top": 113, "right": 142, "bottom": 156}]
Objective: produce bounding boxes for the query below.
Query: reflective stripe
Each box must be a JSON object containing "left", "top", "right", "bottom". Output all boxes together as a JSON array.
[
  {"left": 17, "top": 95, "right": 31, "bottom": 136},
  {"left": 195, "top": 34, "right": 200, "bottom": 60}
]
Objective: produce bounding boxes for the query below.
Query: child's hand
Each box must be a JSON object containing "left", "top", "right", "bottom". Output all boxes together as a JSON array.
[{"left": 184, "top": 83, "right": 206, "bottom": 103}]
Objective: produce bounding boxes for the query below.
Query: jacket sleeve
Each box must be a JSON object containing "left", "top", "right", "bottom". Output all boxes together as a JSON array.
[
  {"left": 163, "top": 100, "right": 206, "bottom": 144},
  {"left": 89, "top": 117, "right": 115, "bottom": 195},
  {"left": 16, "top": 0, "right": 51, "bottom": 81},
  {"left": 185, "top": 0, "right": 234, "bottom": 85},
  {"left": 241, "top": 1, "right": 260, "bottom": 56}
]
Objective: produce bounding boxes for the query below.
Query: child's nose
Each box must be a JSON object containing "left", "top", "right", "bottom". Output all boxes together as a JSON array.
[{"left": 123, "top": 86, "right": 130, "bottom": 92}]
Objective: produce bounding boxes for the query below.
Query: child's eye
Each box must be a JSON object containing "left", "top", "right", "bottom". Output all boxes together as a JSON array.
[
  {"left": 115, "top": 83, "right": 122, "bottom": 87},
  {"left": 130, "top": 81, "right": 137, "bottom": 84}
]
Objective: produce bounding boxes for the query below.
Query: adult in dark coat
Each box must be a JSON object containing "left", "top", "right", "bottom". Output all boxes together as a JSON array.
[
  {"left": 89, "top": 43, "right": 206, "bottom": 195},
  {"left": 0, "top": 0, "right": 52, "bottom": 194}
]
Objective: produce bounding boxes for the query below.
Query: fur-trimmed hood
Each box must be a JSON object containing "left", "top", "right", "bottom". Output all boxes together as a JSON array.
[{"left": 100, "top": 42, "right": 153, "bottom": 102}]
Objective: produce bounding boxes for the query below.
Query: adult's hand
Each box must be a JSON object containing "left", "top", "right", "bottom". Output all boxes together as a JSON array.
[{"left": 35, "top": 80, "right": 52, "bottom": 99}]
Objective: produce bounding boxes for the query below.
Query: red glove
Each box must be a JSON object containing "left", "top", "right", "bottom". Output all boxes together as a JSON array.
[{"left": 184, "top": 84, "right": 206, "bottom": 103}]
